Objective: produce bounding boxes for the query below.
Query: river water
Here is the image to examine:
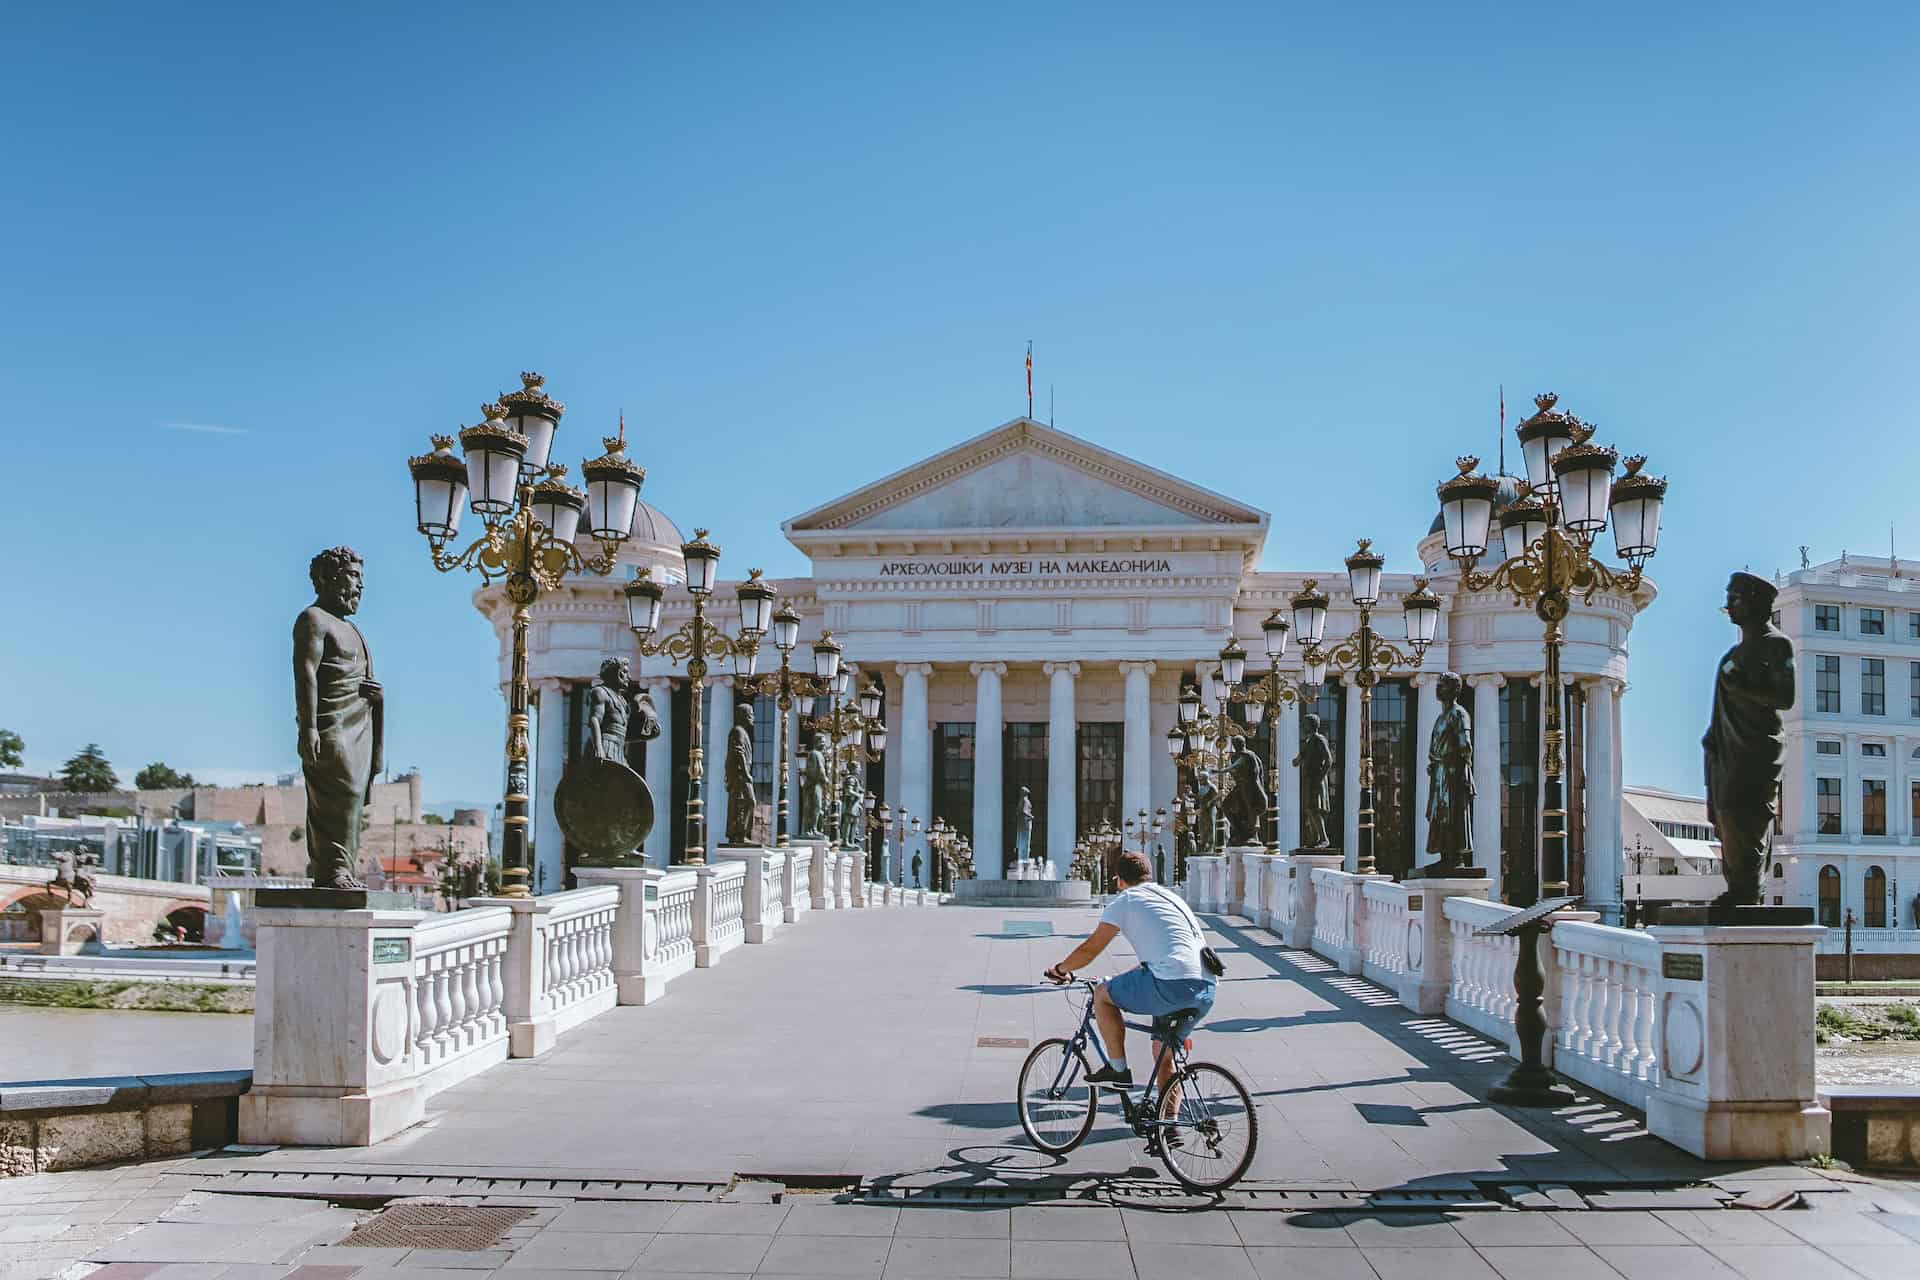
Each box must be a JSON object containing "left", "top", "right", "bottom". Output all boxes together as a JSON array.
[{"left": 0, "top": 1006, "right": 252, "bottom": 1081}]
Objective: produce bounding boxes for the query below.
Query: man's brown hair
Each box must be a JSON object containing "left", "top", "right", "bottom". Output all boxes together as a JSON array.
[{"left": 1113, "top": 851, "right": 1151, "bottom": 885}]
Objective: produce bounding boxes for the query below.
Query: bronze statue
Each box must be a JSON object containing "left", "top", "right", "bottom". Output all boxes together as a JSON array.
[
  {"left": 800, "top": 740, "right": 828, "bottom": 838},
  {"left": 1422, "top": 672, "right": 1475, "bottom": 872},
  {"left": 47, "top": 848, "right": 98, "bottom": 907},
  {"left": 724, "top": 699, "right": 756, "bottom": 846},
  {"left": 585, "top": 658, "right": 635, "bottom": 762},
  {"left": 911, "top": 850, "right": 923, "bottom": 887},
  {"left": 627, "top": 683, "right": 662, "bottom": 764},
  {"left": 1293, "top": 712, "right": 1333, "bottom": 850},
  {"left": 1193, "top": 776, "right": 1220, "bottom": 853},
  {"left": 1014, "top": 786, "right": 1034, "bottom": 859},
  {"left": 1704, "top": 572, "right": 1795, "bottom": 908},
  {"left": 840, "top": 769, "right": 865, "bottom": 848},
  {"left": 1223, "top": 735, "right": 1269, "bottom": 847},
  {"left": 294, "top": 547, "right": 381, "bottom": 889},
  {"left": 1175, "top": 786, "right": 1198, "bottom": 862}
]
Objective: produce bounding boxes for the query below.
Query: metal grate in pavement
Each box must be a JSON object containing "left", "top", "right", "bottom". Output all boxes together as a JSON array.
[
  {"left": 195, "top": 1168, "right": 732, "bottom": 1203},
  {"left": 340, "top": 1204, "right": 530, "bottom": 1250},
  {"left": 976, "top": 1036, "right": 1031, "bottom": 1048}
]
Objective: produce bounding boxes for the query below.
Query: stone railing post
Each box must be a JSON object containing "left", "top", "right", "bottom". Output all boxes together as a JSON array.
[
  {"left": 713, "top": 848, "right": 786, "bottom": 943},
  {"left": 783, "top": 847, "right": 808, "bottom": 923},
  {"left": 486, "top": 896, "right": 555, "bottom": 1058},
  {"left": 1241, "top": 850, "right": 1272, "bottom": 925},
  {"left": 1279, "top": 852, "right": 1344, "bottom": 950},
  {"left": 1400, "top": 877, "right": 1493, "bottom": 1014},
  {"left": 573, "top": 865, "right": 650, "bottom": 1005},
  {"left": 1643, "top": 923, "right": 1831, "bottom": 1160}
]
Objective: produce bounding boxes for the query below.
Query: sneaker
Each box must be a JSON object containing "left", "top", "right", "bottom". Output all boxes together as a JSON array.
[{"left": 1084, "top": 1065, "right": 1134, "bottom": 1087}]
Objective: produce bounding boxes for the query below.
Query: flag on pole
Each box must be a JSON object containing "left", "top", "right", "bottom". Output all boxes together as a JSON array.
[{"left": 1026, "top": 343, "right": 1034, "bottom": 417}]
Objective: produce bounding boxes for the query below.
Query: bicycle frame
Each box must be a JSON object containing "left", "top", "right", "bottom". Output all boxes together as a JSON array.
[{"left": 1048, "top": 980, "right": 1190, "bottom": 1140}]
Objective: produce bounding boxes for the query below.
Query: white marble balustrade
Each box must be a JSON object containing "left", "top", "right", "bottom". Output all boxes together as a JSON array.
[
  {"left": 695, "top": 860, "right": 748, "bottom": 967},
  {"left": 1442, "top": 896, "right": 1523, "bottom": 1056},
  {"left": 784, "top": 848, "right": 811, "bottom": 922},
  {"left": 1550, "top": 920, "right": 1662, "bottom": 1112},
  {"left": 1242, "top": 852, "right": 1272, "bottom": 926}
]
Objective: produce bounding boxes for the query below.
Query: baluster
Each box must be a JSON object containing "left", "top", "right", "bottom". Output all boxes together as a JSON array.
[
  {"left": 1563, "top": 950, "right": 1589, "bottom": 1056},
  {"left": 432, "top": 962, "right": 453, "bottom": 1057},
  {"left": 483, "top": 941, "right": 504, "bottom": 1035},
  {"left": 1635, "top": 975, "right": 1659, "bottom": 1085},
  {"left": 1599, "top": 958, "right": 1624, "bottom": 1070},
  {"left": 414, "top": 970, "right": 435, "bottom": 1060},
  {"left": 565, "top": 921, "right": 583, "bottom": 1000},
  {"left": 456, "top": 947, "right": 477, "bottom": 1045},
  {"left": 1614, "top": 962, "right": 1642, "bottom": 1081}
]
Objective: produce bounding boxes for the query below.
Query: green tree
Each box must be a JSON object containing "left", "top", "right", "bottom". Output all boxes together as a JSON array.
[
  {"left": 0, "top": 728, "right": 22, "bottom": 770},
  {"left": 59, "top": 744, "right": 118, "bottom": 793},
  {"left": 421, "top": 813, "right": 446, "bottom": 825},
  {"left": 134, "top": 762, "right": 196, "bottom": 790}
]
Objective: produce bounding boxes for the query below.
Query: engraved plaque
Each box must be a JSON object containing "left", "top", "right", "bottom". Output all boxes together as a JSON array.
[
  {"left": 1662, "top": 952, "right": 1704, "bottom": 981},
  {"left": 372, "top": 937, "right": 411, "bottom": 965},
  {"left": 1406, "top": 894, "right": 1424, "bottom": 911}
]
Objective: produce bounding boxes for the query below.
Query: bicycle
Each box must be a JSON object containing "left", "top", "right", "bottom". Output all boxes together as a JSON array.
[{"left": 1016, "top": 976, "right": 1258, "bottom": 1191}]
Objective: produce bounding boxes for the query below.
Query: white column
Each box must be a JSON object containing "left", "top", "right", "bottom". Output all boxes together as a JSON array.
[
  {"left": 1470, "top": 675, "right": 1504, "bottom": 883},
  {"left": 1045, "top": 661, "right": 1080, "bottom": 878},
  {"left": 1411, "top": 674, "right": 1440, "bottom": 864},
  {"left": 534, "top": 679, "right": 569, "bottom": 895},
  {"left": 1120, "top": 662, "right": 1156, "bottom": 832},
  {"left": 1342, "top": 680, "right": 1363, "bottom": 872},
  {"left": 1276, "top": 698, "right": 1301, "bottom": 851},
  {"left": 897, "top": 664, "right": 934, "bottom": 876},
  {"left": 971, "top": 662, "right": 1006, "bottom": 874},
  {"left": 644, "top": 678, "right": 674, "bottom": 867},
  {"left": 883, "top": 672, "right": 904, "bottom": 826},
  {"left": 708, "top": 678, "right": 734, "bottom": 852},
  {"left": 1585, "top": 677, "right": 1622, "bottom": 925}
]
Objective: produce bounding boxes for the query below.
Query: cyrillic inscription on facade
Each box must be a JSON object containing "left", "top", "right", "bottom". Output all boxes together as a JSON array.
[{"left": 877, "top": 557, "right": 1174, "bottom": 578}]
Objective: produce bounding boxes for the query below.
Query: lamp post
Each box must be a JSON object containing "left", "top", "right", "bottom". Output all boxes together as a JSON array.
[
  {"left": 801, "top": 660, "right": 887, "bottom": 852},
  {"left": 1434, "top": 394, "right": 1667, "bottom": 902},
  {"left": 1170, "top": 679, "right": 1235, "bottom": 854},
  {"left": 409, "top": 377, "right": 642, "bottom": 899},
  {"left": 1295, "top": 543, "right": 1440, "bottom": 877},
  {"left": 736, "top": 603, "right": 828, "bottom": 849},
  {"left": 1216, "top": 617, "right": 1309, "bottom": 850},
  {"left": 623, "top": 536, "right": 769, "bottom": 866}
]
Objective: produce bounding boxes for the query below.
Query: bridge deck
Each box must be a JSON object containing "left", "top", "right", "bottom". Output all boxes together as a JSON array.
[{"left": 254, "top": 904, "right": 1716, "bottom": 1191}]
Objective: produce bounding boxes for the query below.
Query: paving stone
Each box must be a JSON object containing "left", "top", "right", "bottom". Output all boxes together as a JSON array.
[
  {"left": 1244, "top": 1247, "right": 1377, "bottom": 1280},
  {"left": 1545, "top": 1211, "right": 1687, "bottom": 1247},
  {"left": 758, "top": 1233, "right": 891, "bottom": 1276},
  {"left": 625, "top": 1232, "right": 771, "bottom": 1274},
  {"left": 1589, "top": 1245, "right": 1743, "bottom": 1280},
  {"left": 1450, "top": 1214, "right": 1578, "bottom": 1247},
  {"left": 658, "top": 1203, "right": 790, "bottom": 1235},
  {"left": 1337, "top": 1214, "right": 1468, "bottom": 1248},
  {"left": 1359, "top": 1247, "right": 1501, "bottom": 1280},
  {"left": 1227, "top": 1212, "right": 1353, "bottom": 1247},
  {"left": 777, "top": 1204, "right": 903, "bottom": 1237},
  {"left": 90, "top": 1224, "right": 337, "bottom": 1265},
  {"left": 1119, "top": 1210, "right": 1241, "bottom": 1245},
  {"left": 1817, "top": 1245, "right": 1920, "bottom": 1280},
  {"left": 1772, "top": 1210, "right": 1913, "bottom": 1247},
  {"left": 891, "top": 1210, "right": 1012, "bottom": 1240},
  {"left": 1009, "top": 1208, "right": 1125, "bottom": 1242},
  {"left": 1650, "top": 1209, "right": 1799, "bottom": 1247},
  {"left": 1703, "top": 1245, "right": 1872, "bottom": 1280},
  {"left": 500, "top": 1229, "right": 655, "bottom": 1270},
  {"left": 1126, "top": 1242, "right": 1256, "bottom": 1280},
  {"left": 881, "top": 1235, "right": 1012, "bottom": 1277},
  {"left": 396, "top": 1247, "right": 513, "bottom": 1268},
  {"left": 549, "top": 1202, "right": 680, "bottom": 1233},
  {"left": 1009, "top": 1239, "right": 1133, "bottom": 1278}
]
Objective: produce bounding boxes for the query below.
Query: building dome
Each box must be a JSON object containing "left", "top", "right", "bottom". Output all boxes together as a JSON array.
[
  {"left": 1427, "top": 473, "right": 1526, "bottom": 536},
  {"left": 571, "top": 498, "right": 686, "bottom": 583}
]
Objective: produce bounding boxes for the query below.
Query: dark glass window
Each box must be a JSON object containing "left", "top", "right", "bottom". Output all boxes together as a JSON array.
[
  {"left": 1076, "top": 723, "right": 1123, "bottom": 836},
  {"left": 1816, "top": 604, "right": 1840, "bottom": 632},
  {"left": 933, "top": 721, "right": 976, "bottom": 847},
  {"left": 1817, "top": 740, "right": 1842, "bottom": 755},
  {"left": 1818, "top": 865, "right": 1841, "bottom": 928},
  {"left": 750, "top": 695, "right": 778, "bottom": 793},
  {"left": 1864, "top": 779, "right": 1888, "bottom": 836},
  {"left": 1004, "top": 723, "right": 1049, "bottom": 864},
  {"left": 1863, "top": 658, "right": 1886, "bottom": 716},
  {"left": 1862, "top": 608, "right": 1886, "bottom": 636},
  {"left": 1500, "top": 682, "right": 1542, "bottom": 905},
  {"left": 1912, "top": 781, "right": 1920, "bottom": 841},
  {"left": 1911, "top": 662, "right": 1920, "bottom": 718},
  {"left": 1303, "top": 680, "right": 1345, "bottom": 850},
  {"left": 1367, "top": 679, "right": 1417, "bottom": 879},
  {"left": 1817, "top": 777, "right": 1842, "bottom": 834},
  {"left": 1867, "top": 866, "right": 1889, "bottom": 928},
  {"left": 1864, "top": 743, "right": 1888, "bottom": 757},
  {"left": 1815, "top": 656, "right": 1841, "bottom": 713},
  {"left": 1910, "top": 612, "right": 1920, "bottom": 640}
]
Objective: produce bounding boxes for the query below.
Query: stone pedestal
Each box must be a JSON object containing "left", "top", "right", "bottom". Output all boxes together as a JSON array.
[
  {"left": 835, "top": 852, "right": 854, "bottom": 910},
  {"left": 1643, "top": 923, "right": 1831, "bottom": 1160},
  {"left": 1398, "top": 877, "right": 1493, "bottom": 1013},
  {"left": 39, "top": 906, "right": 104, "bottom": 956},
  {"left": 794, "top": 839, "right": 833, "bottom": 910},
  {"left": 1280, "top": 852, "right": 1344, "bottom": 949},
  {"left": 1185, "top": 856, "right": 1224, "bottom": 912},
  {"left": 714, "top": 847, "right": 785, "bottom": 943},
  {"left": 240, "top": 904, "right": 460, "bottom": 1147},
  {"left": 693, "top": 863, "right": 747, "bottom": 968},
  {"left": 1242, "top": 852, "right": 1275, "bottom": 927},
  {"left": 572, "top": 865, "right": 693, "bottom": 1007},
  {"left": 781, "top": 847, "right": 810, "bottom": 923}
]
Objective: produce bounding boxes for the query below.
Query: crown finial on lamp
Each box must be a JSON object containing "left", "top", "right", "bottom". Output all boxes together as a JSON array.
[
  {"left": 1455, "top": 455, "right": 1480, "bottom": 475},
  {"left": 1534, "top": 392, "right": 1558, "bottom": 414},
  {"left": 1622, "top": 454, "right": 1647, "bottom": 476}
]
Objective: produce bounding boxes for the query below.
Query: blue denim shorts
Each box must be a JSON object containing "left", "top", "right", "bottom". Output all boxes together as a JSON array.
[{"left": 1105, "top": 964, "right": 1216, "bottom": 1034}]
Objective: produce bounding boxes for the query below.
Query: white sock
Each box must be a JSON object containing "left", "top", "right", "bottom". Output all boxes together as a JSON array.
[{"left": 1110, "top": 1058, "right": 1128, "bottom": 1074}]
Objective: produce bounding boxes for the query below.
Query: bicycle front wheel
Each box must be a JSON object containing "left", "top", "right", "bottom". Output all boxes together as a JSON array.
[
  {"left": 1017, "top": 1037, "right": 1097, "bottom": 1154},
  {"left": 1157, "top": 1061, "right": 1258, "bottom": 1191}
]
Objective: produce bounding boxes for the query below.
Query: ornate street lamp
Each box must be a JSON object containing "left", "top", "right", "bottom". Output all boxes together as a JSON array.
[
  {"left": 409, "top": 377, "right": 639, "bottom": 899},
  {"left": 1435, "top": 394, "right": 1667, "bottom": 902},
  {"left": 736, "top": 601, "right": 827, "bottom": 848},
  {"left": 1297, "top": 542, "right": 1438, "bottom": 877},
  {"left": 625, "top": 536, "right": 766, "bottom": 865},
  {"left": 801, "top": 661, "right": 885, "bottom": 851},
  {"left": 1221, "top": 615, "right": 1308, "bottom": 850}
]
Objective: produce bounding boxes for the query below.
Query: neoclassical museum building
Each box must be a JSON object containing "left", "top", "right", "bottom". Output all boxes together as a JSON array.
[{"left": 482, "top": 417, "right": 1652, "bottom": 921}]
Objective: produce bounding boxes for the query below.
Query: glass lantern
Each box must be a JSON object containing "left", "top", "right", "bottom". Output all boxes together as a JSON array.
[
  {"left": 859, "top": 681, "right": 883, "bottom": 721},
  {"left": 624, "top": 569, "right": 664, "bottom": 637},
  {"left": 458, "top": 412, "right": 527, "bottom": 518},
  {"left": 497, "top": 372, "right": 563, "bottom": 478},
  {"left": 1609, "top": 455, "right": 1668, "bottom": 569},
  {"left": 1345, "top": 539, "right": 1384, "bottom": 608},
  {"left": 1218, "top": 637, "right": 1247, "bottom": 689},
  {"left": 1436, "top": 458, "right": 1501, "bottom": 562},
  {"left": 1261, "top": 609, "right": 1291, "bottom": 661},
  {"left": 681, "top": 529, "right": 720, "bottom": 595},
  {"left": 736, "top": 570, "right": 777, "bottom": 635},
  {"left": 408, "top": 435, "right": 468, "bottom": 541},
  {"left": 1178, "top": 684, "right": 1201, "bottom": 726},
  {"left": 1291, "top": 580, "right": 1330, "bottom": 648},
  {"left": 582, "top": 436, "right": 645, "bottom": 542},
  {"left": 1552, "top": 439, "right": 1619, "bottom": 536},
  {"left": 1515, "top": 393, "right": 1576, "bottom": 495},
  {"left": 529, "top": 468, "right": 586, "bottom": 547},
  {"left": 813, "top": 632, "right": 842, "bottom": 683},
  {"left": 770, "top": 602, "right": 801, "bottom": 653},
  {"left": 1499, "top": 494, "right": 1549, "bottom": 562},
  {"left": 1402, "top": 579, "right": 1441, "bottom": 655}
]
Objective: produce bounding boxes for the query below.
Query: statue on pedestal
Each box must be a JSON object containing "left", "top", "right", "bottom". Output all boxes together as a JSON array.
[
  {"left": 585, "top": 658, "right": 635, "bottom": 762},
  {"left": 724, "top": 700, "right": 756, "bottom": 846},
  {"left": 1223, "top": 735, "right": 1269, "bottom": 847},
  {"left": 47, "top": 848, "right": 99, "bottom": 907},
  {"left": 1704, "top": 572, "right": 1796, "bottom": 908},
  {"left": 911, "top": 851, "right": 923, "bottom": 887},
  {"left": 1194, "top": 776, "right": 1220, "bottom": 854},
  {"left": 1014, "top": 786, "right": 1034, "bottom": 860},
  {"left": 1293, "top": 712, "right": 1333, "bottom": 850},
  {"left": 800, "top": 740, "right": 827, "bottom": 838},
  {"left": 840, "top": 772, "right": 865, "bottom": 849},
  {"left": 294, "top": 547, "right": 381, "bottom": 889},
  {"left": 1422, "top": 673, "right": 1475, "bottom": 872}
]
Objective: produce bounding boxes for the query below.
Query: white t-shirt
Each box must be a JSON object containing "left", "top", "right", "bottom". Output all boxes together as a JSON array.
[{"left": 1099, "top": 883, "right": 1206, "bottom": 982}]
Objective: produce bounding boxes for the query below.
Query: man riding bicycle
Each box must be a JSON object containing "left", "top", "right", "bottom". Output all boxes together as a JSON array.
[{"left": 1044, "top": 851, "right": 1216, "bottom": 1091}]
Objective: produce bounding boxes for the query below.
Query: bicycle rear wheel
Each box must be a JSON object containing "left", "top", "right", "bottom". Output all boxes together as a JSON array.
[
  {"left": 1017, "top": 1038, "right": 1097, "bottom": 1154},
  {"left": 1156, "top": 1061, "right": 1258, "bottom": 1191}
]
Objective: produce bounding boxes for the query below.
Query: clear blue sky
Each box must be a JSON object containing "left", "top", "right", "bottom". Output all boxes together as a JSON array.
[{"left": 5, "top": 4, "right": 1917, "bottom": 806}]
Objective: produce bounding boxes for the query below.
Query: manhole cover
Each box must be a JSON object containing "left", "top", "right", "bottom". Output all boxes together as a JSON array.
[
  {"left": 977, "top": 1036, "right": 1030, "bottom": 1049},
  {"left": 340, "top": 1204, "right": 530, "bottom": 1251}
]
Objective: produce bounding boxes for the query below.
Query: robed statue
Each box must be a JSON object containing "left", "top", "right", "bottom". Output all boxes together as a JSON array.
[
  {"left": 1014, "top": 786, "right": 1034, "bottom": 859},
  {"left": 1421, "top": 672, "right": 1475, "bottom": 872},
  {"left": 840, "top": 776, "right": 866, "bottom": 849},
  {"left": 800, "top": 741, "right": 828, "bottom": 838},
  {"left": 1704, "top": 572, "right": 1795, "bottom": 907},
  {"left": 724, "top": 700, "right": 757, "bottom": 846},
  {"left": 1293, "top": 712, "right": 1333, "bottom": 850},
  {"left": 294, "top": 547, "right": 381, "bottom": 889},
  {"left": 1223, "top": 735, "right": 1269, "bottom": 847},
  {"left": 911, "top": 851, "right": 923, "bottom": 887},
  {"left": 1175, "top": 786, "right": 1198, "bottom": 863}
]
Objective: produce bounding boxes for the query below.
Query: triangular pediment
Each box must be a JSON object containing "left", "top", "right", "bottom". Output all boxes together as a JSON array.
[{"left": 785, "top": 419, "right": 1267, "bottom": 536}]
